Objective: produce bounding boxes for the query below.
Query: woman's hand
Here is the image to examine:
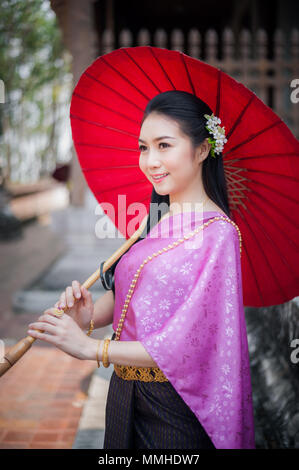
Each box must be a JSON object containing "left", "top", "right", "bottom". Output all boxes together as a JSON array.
[
  {"left": 54, "top": 280, "right": 94, "bottom": 330},
  {"left": 27, "top": 309, "right": 93, "bottom": 360}
]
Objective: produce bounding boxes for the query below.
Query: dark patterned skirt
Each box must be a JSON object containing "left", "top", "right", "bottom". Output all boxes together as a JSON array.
[{"left": 103, "top": 369, "right": 216, "bottom": 450}]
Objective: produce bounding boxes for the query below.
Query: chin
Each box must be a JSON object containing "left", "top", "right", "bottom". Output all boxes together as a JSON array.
[{"left": 154, "top": 187, "right": 169, "bottom": 196}]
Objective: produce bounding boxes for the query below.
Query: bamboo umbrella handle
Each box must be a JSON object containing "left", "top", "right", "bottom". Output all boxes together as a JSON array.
[{"left": 0, "top": 214, "right": 148, "bottom": 378}]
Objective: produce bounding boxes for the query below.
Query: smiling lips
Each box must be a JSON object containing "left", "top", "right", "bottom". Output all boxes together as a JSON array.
[{"left": 151, "top": 172, "right": 170, "bottom": 182}]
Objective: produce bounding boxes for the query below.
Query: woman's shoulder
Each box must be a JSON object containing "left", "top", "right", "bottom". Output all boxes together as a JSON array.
[
  {"left": 204, "top": 202, "right": 227, "bottom": 217},
  {"left": 204, "top": 206, "right": 239, "bottom": 241}
]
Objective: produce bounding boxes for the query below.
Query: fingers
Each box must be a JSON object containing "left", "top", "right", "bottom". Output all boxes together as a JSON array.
[
  {"left": 27, "top": 329, "right": 54, "bottom": 344},
  {"left": 57, "top": 283, "right": 90, "bottom": 309},
  {"left": 55, "top": 281, "right": 82, "bottom": 309},
  {"left": 28, "top": 322, "right": 56, "bottom": 334},
  {"left": 36, "top": 311, "right": 61, "bottom": 325},
  {"left": 81, "top": 285, "right": 92, "bottom": 305},
  {"left": 66, "top": 286, "right": 74, "bottom": 307},
  {"left": 27, "top": 311, "right": 66, "bottom": 344},
  {"left": 55, "top": 291, "right": 66, "bottom": 309},
  {"left": 28, "top": 317, "right": 57, "bottom": 336},
  {"left": 72, "top": 280, "right": 82, "bottom": 300},
  {"left": 28, "top": 309, "right": 69, "bottom": 333}
]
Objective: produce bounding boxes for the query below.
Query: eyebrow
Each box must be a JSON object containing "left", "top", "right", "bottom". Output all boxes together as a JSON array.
[{"left": 138, "top": 136, "right": 176, "bottom": 143}]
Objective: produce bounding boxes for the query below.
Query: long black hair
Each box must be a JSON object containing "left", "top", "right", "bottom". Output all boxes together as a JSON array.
[{"left": 103, "top": 90, "right": 230, "bottom": 296}]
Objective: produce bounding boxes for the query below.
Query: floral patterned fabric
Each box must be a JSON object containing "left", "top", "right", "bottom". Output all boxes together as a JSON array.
[{"left": 112, "top": 210, "right": 255, "bottom": 449}]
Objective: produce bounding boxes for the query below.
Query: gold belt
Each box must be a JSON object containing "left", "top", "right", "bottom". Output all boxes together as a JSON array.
[{"left": 114, "top": 364, "right": 169, "bottom": 382}]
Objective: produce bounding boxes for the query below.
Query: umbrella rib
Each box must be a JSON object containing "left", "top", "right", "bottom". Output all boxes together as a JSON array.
[
  {"left": 179, "top": 53, "right": 196, "bottom": 95},
  {"left": 237, "top": 205, "right": 292, "bottom": 300},
  {"left": 225, "top": 166, "right": 299, "bottom": 238},
  {"left": 234, "top": 208, "right": 278, "bottom": 304},
  {"left": 72, "top": 92, "right": 141, "bottom": 124},
  {"left": 228, "top": 175, "right": 299, "bottom": 236},
  {"left": 246, "top": 203, "right": 299, "bottom": 250},
  {"left": 225, "top": 169, "right": 254, "bottom": 193},
  {"left": 243, "top": 175, "right": 299, "bottom": 210},
  {"left": 225, "top": 168, "right": 299, "bottom": 230},
  {"left": 70, "top": 114, "right": 139, "bottom": 139},
  {"left": 75, "top": 142, "right": 139, "bottom": 153},
  {"left": 226, "top": 152, "right": 299, "bottom": 163},
  {"left": 149, "top": 47, "right": 177, "bottom": 89},
  {"left": 81, "top": 165, "right": 139, "bottom": 172},
  {"left": 234, "top": 217, "right": 264, "bottom": 305},
  {"left": 241, "top": 167, "right": 299, "bottom": 184},
  {"left": 93, "top": 178, "right": 149, "bottom": 196},
  {"left": 216, "top": 69, "right": 222, "bottom": 116},
  {"left": 84, "top": 71, "right": 147, "bottom": 111},
  {"left": 225, "top": 162, "right": 299, "bottom": 184},
  {"left": 225, "top": 94, "right": 255, "bottom": 141},
  {"left": 225, "top": 162, "right": 299, "bottom": 208},
  {"left": 224, "top": 119, "right": 283, "bottom": 156},
  {"left": 122, "top": 48, "right": 162, "bottom": 93},
  {"left": 99, "top": 57, "right": 152, "bottom": 101},
  {"left": 240, "top": 203, "right": 299, "bottom": 279}
]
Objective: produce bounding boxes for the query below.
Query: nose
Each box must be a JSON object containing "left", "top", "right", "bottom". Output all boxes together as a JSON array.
[{"left": 146, "top": 149, "right": 162, "bottom": 169}]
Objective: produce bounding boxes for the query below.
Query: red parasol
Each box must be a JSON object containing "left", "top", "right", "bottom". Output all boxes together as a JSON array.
[{"left": 70, "top": 46, "right": 299, "bottom": 308}]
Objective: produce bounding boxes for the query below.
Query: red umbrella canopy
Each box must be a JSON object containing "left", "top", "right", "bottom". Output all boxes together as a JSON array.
[{"left": 70, "top": 45, "right": 299, "bottom": 308}]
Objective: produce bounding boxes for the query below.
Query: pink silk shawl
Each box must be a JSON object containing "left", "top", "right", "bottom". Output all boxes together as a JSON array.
[{"left": 112, "top": 210, "right": 256, "bottom": 449}]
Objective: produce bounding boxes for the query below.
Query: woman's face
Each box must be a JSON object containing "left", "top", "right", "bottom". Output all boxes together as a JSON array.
[{"left": 138, "top": 112, "right": 208, "bottom": 199}]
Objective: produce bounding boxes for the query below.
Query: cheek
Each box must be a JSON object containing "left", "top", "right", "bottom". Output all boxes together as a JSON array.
[
  {"left": 139, "top": 156, "right": 145, "bottom": 173},
  {"left": 167, "top": 155, "right": 193, "bottom": 176},
  {"left": 169, "top": 163, "right": 198, "bottom": 188}
]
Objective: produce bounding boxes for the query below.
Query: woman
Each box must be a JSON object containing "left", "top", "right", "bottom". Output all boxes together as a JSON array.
[{"left": 27, "top": 90, "right": 255, "bottom": 449}]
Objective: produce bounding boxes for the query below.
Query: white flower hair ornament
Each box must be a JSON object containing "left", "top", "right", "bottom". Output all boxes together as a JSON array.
[{"left": 204, "top": 113, "right": 228, "bottom": 158}]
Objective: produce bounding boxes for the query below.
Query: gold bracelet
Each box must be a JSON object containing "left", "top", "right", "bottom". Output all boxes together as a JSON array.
[
  {"left": 102, "top": 339, "right": 111, "bottom": 368},
  {"left": 86, "top": 318, "right": 94, "bottom": 336},
  {"left": 96, "top": 340, "right": 101, "bottom": 368}
]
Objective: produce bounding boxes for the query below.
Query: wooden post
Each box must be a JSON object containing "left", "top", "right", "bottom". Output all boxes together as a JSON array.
[{"left": 50, "top": 0, "right": 99, "bottom": 206}]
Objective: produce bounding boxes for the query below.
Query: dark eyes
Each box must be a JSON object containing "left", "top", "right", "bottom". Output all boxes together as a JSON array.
[{"left": 139, "top": 142, "right": 170, "bottom": 151}]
